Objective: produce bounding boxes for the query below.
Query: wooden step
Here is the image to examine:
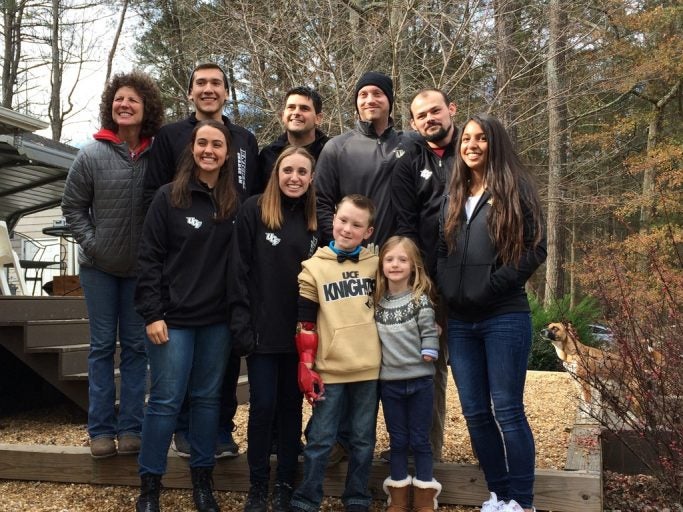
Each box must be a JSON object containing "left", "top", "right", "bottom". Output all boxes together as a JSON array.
[
  {"left": 0, "top": 327, "right": 89, "bottom": 410},
  {"left": 0, "top": 296, "right": 87, "bottom": 323},
  {"left": 23, "top": 319, "right": 89, "bottom": 349},
  {"left": 64, "top": 369, "right": 120, "bottom": 381},
  {"left": 57, "top": 345, "right": 122, "bottom": 379},
  {"left": 27, "top": 343, "right": 91, "bottom": 378}
]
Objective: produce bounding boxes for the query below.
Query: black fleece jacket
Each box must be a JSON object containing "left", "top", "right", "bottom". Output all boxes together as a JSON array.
[
  {"left": 392, "top": 131, "right": 456, "bottom": 277},
  {"left": 143, "top": 113, "right": 259, "bottom": 207},
  {"left": 228, "top": 194, "right": 318, "bottom": 355},
  {"left": 436, "top": 191, "right": 547, "bottom": 322},
  {"left": 257, "top": 129, "right": 330, "bottom": 191},
  {"left": 135, "top": 180, "right": 236, "bottom": 328}
]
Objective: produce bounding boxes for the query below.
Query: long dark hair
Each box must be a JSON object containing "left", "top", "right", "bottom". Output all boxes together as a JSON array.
[
  {"left": 259, "top": 146, "right": 317, "bottom": 231},
  {"left": 444, "top": 113, "right": 544, "bottom": 264},
  {"left": 170, "top": 120, "right": 238, "bottom": 220}
]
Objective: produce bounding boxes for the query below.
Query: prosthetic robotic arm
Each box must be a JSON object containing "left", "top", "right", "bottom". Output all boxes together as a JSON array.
[{"left": 296, "top": 322, "right": 325, "bottom": 405}]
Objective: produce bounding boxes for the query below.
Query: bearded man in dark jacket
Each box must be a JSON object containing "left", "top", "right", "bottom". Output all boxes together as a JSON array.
[{"left": 391, "top": 88, "right": 458, "bottom": 462}]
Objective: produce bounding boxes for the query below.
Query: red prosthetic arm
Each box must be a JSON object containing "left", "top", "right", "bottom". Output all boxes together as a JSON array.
[{"left": 296, "top": 322, "right": 325, "bottom": 405}]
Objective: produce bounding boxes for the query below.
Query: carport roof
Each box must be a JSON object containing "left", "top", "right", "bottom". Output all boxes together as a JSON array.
[{"left": 0, "top": 107, "right": 78, "bottom": 231}]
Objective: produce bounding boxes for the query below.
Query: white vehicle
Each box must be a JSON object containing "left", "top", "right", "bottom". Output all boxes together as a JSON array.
[{"left": 589, "top": 323, "right": 614, "bottom": 345}]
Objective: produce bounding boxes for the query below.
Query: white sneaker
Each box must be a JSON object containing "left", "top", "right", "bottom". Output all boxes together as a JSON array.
[
  {"left": 481, "top": 492, "right": 506, "bottom": 512},
  {"left": 503, "top": 500, "right": 535, "bottom": 512}
]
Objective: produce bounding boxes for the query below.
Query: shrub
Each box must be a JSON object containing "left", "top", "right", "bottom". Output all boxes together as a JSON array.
[{"left": 573, "top": 229, "right": 682, "bottom": 502}]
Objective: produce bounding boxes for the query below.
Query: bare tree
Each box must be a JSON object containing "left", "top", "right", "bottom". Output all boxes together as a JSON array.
[
  {"left": 105, "top": 0, "right": 128, "bottom": 83},
  {"left": 45, "top": 1, "right": 102, "bottom": 141},
  {"left": 543, "top": 0, "right": 568, "bottom": 305},
  {"left": 1, "top": 0, "right": 33, "bottom": 109}
]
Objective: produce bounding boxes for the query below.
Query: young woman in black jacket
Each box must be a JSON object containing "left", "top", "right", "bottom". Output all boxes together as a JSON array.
[
  {"left": 436, "top": 114, "right": 546, "bottom": 512},
  {"left": 229, "top": 146, "right": 318, "bottom": 512},
  {"left": 134, "top": 119, "right": 239, "bottom": 512}
]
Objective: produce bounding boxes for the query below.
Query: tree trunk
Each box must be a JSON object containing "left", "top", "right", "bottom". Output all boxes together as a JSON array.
[
  {"left": 49, "top": 0, "right": 62, "bottom": 141},
  {"left": 493, "top": 0, "right": 518, "bottom": 143},
  {"left": 105, "top": 0, "right": 128, "bottom": 83},
  {"left": 638, "top": 79, "right": 681, "bottom": 233},
  {"left": 543, "top": 0, "right": 568, "bottom": 306},
  {"left": 2, "top": 0, "right": 26, "bottom": 109}
]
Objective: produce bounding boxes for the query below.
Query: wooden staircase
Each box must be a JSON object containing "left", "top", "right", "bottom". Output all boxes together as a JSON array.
[
  {"left": 0, "top": 296, "right": 248, "bottom": 412},
  {"left": 0, "top": 297, "right": 91, "bottom": 410}
]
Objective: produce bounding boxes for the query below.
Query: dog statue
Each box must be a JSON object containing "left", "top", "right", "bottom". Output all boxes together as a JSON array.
[{"left": 540, "top": 322, "right": 622, "bottom": 408}]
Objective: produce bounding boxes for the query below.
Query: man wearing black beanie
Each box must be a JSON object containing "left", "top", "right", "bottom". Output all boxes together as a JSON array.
[{"left": 314, "top": 70, "right": 401, "bottom": 249}]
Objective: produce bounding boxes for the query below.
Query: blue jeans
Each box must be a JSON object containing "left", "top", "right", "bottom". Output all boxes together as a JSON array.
[
  {"left": 138, "top": 323, "right": 230, "bottom": 475},
  {"left": 290, "top": 380, "right": 378, "bottom": 512},
  {"left": 380, "top": 376, "right": 434, "bottom": 481},
  {"left": 247, "top": 352, "right": 302, "bottom": 485},
  {"left": 79, "top": 266, "right": 147, "bottom": 440},
  {"left": 174, "top": 351, "right": 240, "bottom": 437},
  {"left": 447, "top": 312, "right": 535, "bottom": 508}
]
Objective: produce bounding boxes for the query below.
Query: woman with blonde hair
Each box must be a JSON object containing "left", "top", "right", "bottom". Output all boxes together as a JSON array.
[{"left": 229, "top": 146, "right": 318, "bottom": 512}]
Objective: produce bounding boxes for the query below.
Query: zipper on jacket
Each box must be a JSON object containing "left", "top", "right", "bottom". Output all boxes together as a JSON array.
[
  {"left": 456, "top": 193, "right": 490, "bottom": 303},
  {"left": 457, "top": 220, "right": 472, "bottom": 302}
]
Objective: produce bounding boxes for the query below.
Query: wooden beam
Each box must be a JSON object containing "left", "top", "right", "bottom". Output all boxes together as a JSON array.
[
  {"left": 0, "top": 297, "right": 87, "bottom": 323},
  {"left": 566, "top": 424, "right": 602, "bottom": 472},
  {"left": 0, "top": 444, "right": 601, "bottom": 511}
]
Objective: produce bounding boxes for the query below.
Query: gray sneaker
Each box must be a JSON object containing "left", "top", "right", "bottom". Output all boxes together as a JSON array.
[
  {"left": 171, "top": 431, "right": 191, "bottom": 458},
  {"left": 215, "top": 429, "right": 239, "bottom": 459}
]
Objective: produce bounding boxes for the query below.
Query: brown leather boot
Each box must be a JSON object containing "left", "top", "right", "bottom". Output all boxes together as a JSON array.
[
  {"left": 412, "top": 478, "right": 442, "bottom": 512},
  {"left": 382, "top": 476, "right": 412, "bottom": 511}
]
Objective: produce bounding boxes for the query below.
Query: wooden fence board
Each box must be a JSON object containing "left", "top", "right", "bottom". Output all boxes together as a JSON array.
[{"left": 0, "top": 444, "right": 601, "bottom": 511}]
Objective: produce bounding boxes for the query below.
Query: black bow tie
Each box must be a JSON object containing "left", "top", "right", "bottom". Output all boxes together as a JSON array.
[{"left": 337, "top": 253, "right": 360, "bottom": 263}]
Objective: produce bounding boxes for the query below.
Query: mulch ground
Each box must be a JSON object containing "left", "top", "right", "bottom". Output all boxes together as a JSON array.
[{"left": 0, "top": 371, "right": 678, "bottom": 511}]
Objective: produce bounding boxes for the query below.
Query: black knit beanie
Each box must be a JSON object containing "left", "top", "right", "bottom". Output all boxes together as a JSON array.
[{"left": 355, "top": 71, "right": 394, "bottom": 114}]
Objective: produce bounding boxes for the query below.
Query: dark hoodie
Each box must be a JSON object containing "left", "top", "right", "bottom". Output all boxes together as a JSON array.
[
  {"left": 257, "top": 129, "right": 330, "bottom": 191},
  {"left": 392, "top": 131, "right": 457, "bottom": 277},
  {"left": 436, "top": 191, "right": 547, "bottom": 322},
  {"left": 228, "top": 194, "right": 318, "bottom": 355},
  {"left": 143, "top": 113, "right": 259, "bottom": 207},
  {"left": 135, "top": 180, "right": 236, "bottom": 327}
]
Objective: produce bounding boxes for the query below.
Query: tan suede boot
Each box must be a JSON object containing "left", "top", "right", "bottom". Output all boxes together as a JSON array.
[
  {"left": 412, "top": 478, "right": 442, "bottom": 512},
  {"left": 382, "top": 475, "right": 412, "bottom": 511}
]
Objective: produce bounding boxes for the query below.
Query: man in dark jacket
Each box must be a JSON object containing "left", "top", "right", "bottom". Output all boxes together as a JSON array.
[
  {"left": 391, "top": 88, "right": 458, "bottom": 462},
  {"left": 143, "top": 63, "right": 259, "bottom": 206},
  {"left": 314, "top": 71, "right": 401, "bottom": 248},
  {"left": 143, "top": 62, "right": 258, "bottom": 459},
  {"left": 257, "top": 86, "right": 329, "bottom": 189}
]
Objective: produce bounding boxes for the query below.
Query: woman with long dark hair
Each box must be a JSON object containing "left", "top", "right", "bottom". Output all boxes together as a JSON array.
[
  {"left": 62, "top": 71, "right": 163, "bottom": 459},
  {"left": 436, "top": 113, "right": 546, "bottom": 512},
  {"left": 134, "top": 119, "right": 238, "bottom": 512}
]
